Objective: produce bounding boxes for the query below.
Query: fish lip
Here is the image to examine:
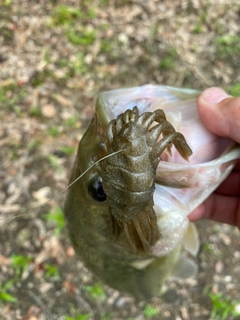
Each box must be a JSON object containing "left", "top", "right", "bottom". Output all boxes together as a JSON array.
[{"left": 95, "top": 93, "right": 113, "bottom": 127}]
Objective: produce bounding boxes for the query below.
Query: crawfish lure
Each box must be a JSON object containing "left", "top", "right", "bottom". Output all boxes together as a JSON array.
[{"left": 101, "top": 106, "right": 192, "bottom": 253}]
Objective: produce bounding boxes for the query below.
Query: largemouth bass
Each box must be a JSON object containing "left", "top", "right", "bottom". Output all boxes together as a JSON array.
[{"left": 64, "top": 85, "right": 240, "bottom": 300}]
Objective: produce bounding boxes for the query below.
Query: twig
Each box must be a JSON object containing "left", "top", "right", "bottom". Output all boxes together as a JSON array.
[{"left": 28, "top": 290, "right": 54, "bottom": 320}]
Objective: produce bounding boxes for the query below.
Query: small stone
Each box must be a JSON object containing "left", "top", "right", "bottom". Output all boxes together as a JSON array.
[
  {"left": 215, "top": 261, "right": 224, "bottom": 274},
  {"left": 41, "top": 104, "right": 56, "bottom": 118},
  {"left": 118, "top": 33, "right": 129, "bottom": 44},
  {"left": 234, "top": 251, "right": 240, "bottom": 259},
  {"left": 224, "top": 275, "right": 232, "bottom": 283},
  {"left": 66, "top": 246, "right": 75, "bottom": 257},
  {"left": 115, "top": 297, "right": 126, "bottom": 308},
  {"left": 162, "top": 289, "right": 179, "bottom": 303},
  {"left": 181, "top": 306, "right": 189, "bottom": 320},
  {"left": 235, "top": 304, "right": 240, "bottom": 314}
]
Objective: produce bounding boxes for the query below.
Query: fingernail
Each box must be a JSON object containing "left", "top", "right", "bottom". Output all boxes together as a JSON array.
[{"left": 201, "top": 87, "right": 231, "bottom": 104}]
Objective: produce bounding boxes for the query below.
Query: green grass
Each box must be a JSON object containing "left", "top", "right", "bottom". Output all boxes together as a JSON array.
[
  {"left": 50, "top": 4, "right": 83, "bottom": 26},
  {"left": 63, "top": 116, "right": 79, "bottom": 128},
  {"left": 50, "top": 3, "right": 97, "bottom": 27},
  {"left": 64, "top": 315, "right": 91, "bottom": 320},
  {"left": 47, "top": 154, "right": 63, "bottom": 172},
  {"left": 214, "top": 35, "right": 240, "bottom": 59},
  {"left": 43, "top": 47, "right": 51, "bottom": 64},
  {"left": 70, "top": 52, "right": 89, "bottom": 74},
  {"left": 0, "top": 82, "right": 26, "bottom": 112},
  {"left": 202, "top": 243, "right": 216, "bottom": 255},
  {"left": 0, "top": 280, "right": 17, "bottom": 304},
  {"left": 159, "top": 48, "right": 177, "bottom": 70},
  {"left": 64, "top": 303, "right": 92, "bottom": 320},
  {"left": 228, "top": 83, "right": 240, "bottom": 98},
  {"left": 29, "top": 106, "right": 41, "bottom": 117},
  {"left": 209, "top": 292, "right": 240, "bottom": 320},
  {"left": 0, "top": 80, "right": 16, "bottom": 93},
  {"left": 44, "top": 263, "right": 60, "bottom": 280},
  {"left": 44, "top": 207, "right": 65, "bottom": 236},
  {"left": 4, "top": 0, "right": 12, "bottom": 5},
  {"left": 191, "top": 0, "right": 210, "bottom": 34},
  {"left": 100, "top": 313, "right": 112, "bottom": 320},
  {"left": 100, "top": 38, "right": 114, "bottom": 53},
  {"left": 49, "top": 4, "right": 97, "bottom": 47},
  {"left": 143, "top": 304, "right": 159, "bottom": 319},
  {"left": 55, "top": 53, "right": 89, "bottom": 78},
  {"left": 10, "top": 254, "right": 32, "bottom": 278},
  {"left": 48, "top": 125, "right": 61, "bottom": 137},
  {"left": 65, "top": 29, "right": 96, "bottom": 46},
  {"left": 59, "top": 146, "right": 76, "bottom": 156},
  {"left": 0, "top": 254, "right": 32, "bottom": 304},
  {"left": 31, "top": 69, "right": 53, "bottom": 87},
  {"left": 83, "top": 282, "right": 106, "bottom": 300},
  {"left": 159, "top": 56, "right": 175, "bottom": 70}
]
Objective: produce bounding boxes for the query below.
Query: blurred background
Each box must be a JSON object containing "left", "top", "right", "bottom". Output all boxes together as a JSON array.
[{"left": 1, "top": 1, "right": 240, "bottom": 319}]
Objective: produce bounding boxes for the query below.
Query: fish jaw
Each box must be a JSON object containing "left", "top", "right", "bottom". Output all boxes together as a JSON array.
[{"left": 151, "top": 145, "right": 239, "bottom": 256}]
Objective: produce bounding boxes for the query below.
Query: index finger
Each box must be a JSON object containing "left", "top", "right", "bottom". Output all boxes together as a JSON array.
[{"left": 189, "top": 193, "right": 240, "bottom": 228}]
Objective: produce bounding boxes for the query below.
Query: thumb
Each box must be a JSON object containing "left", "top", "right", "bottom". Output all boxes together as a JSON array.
[{"left": 197, "top": 87, "right": 240, "bottom": 143}]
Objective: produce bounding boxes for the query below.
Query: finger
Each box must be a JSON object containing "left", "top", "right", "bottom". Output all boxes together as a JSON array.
[
  {"left": 189, "top": 193, "right": 240, "bottom": 228},
  {"left": 233, "top": 159, "right": 240, "bottom": 170},
  {"left": 216, "top": 171, "right": 240, "bottom": 196},
  {"left": 197, "top": 87, "right": 240, "bottom": 143},
  {"left": 188, "top": 204, "right": 205, "bottom": 221}
]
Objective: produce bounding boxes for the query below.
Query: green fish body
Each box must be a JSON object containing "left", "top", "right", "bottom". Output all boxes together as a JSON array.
[{"left": 64, "top": 85, "right": 240, "bottom": 300}]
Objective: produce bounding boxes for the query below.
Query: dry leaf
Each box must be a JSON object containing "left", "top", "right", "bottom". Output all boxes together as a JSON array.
[
  {"left": 41, "top": 104, "right": 56, "bottom": 118},
  {"left": 0, "top": 253, "right": 11, "bottom": 266},
  {"left": 53, "top": 94, "right": 73, "bottom": 108},
  {"left": 32, "top": 187, "right": 51, "bottom": 203},
  {"left": 35, "top": 236, "right": 65, "bottom": 265}
]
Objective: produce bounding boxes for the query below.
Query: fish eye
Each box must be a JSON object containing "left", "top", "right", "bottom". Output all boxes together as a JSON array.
[{"left": 88, "top": 178, "right": 106, "bottom": 202}]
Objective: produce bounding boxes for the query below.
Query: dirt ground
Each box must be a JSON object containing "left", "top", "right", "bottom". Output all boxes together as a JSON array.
[{"left": 1, "top": 1, "right": 240, "bottom": 319}]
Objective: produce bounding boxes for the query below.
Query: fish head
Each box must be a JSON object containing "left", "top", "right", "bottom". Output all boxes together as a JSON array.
[
  {"left": 64, "top": 84, "right": 240, "bottom": 279},
  {"left": 64, "top": 84, "right": 240, "bottom": 299},
  {"left": 64, "top": 115, "right": 141, "bottom": 262}
]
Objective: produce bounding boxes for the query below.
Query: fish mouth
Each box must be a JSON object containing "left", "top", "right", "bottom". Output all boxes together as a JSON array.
[
  {"left": 96, "top": 84, "right": 233, "bottom": 165},
  {"left": 97, "top": 84, "right": 200, "bottom": 125},
  {"left": 96, "top": 84, "right": 240, "bottom": 257}
]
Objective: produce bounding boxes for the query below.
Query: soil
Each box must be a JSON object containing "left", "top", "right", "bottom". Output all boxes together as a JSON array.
[{"left": 1, "top": 1, "right": 240, "bottom": 319}]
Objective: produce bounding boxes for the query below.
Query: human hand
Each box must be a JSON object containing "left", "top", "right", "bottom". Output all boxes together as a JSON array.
[{"left": 188, "top": 87, "right": 240, "bottom": 228}]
